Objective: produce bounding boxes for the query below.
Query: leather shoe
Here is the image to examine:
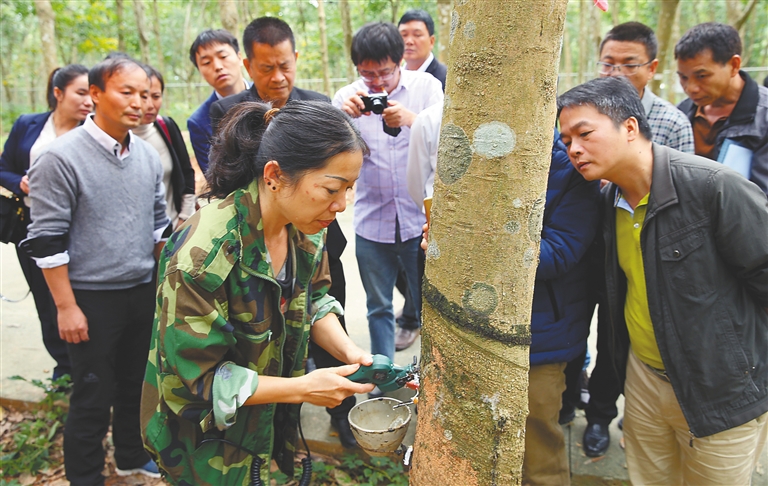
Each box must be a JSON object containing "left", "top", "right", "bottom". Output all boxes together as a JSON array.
[
  {"left": 395, "top": 327, "right": 420, "bottom": 351},
  {"left": 582, "top": 422, "right": 610, "bottom": 457},
  {"left": 331, "top": 416, "right": 358, "bottom": 449}
]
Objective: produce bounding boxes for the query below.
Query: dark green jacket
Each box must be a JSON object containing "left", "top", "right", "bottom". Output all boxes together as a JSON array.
[
  {"left": 601, "top": 143, "right": 768, "bottom": 438},
  {"left": 141, "top": 180, "right": 341, "bottom": 485}
]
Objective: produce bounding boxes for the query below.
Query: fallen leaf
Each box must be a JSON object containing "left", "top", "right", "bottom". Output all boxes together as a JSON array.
[
  {"left": 583, "top": 455, "right": 606, "bottom": 465},
  {"left": 18, "top": 472, "right": 38, "bottom": 485},
  {"left": 0, "top": 405, "right": 6, "bottom": 420}
]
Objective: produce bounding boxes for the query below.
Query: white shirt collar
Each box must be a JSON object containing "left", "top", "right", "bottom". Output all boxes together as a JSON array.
[
  {"left": 404, "top": 53, "right": 434, "bottom": 73},
  {"left": 82, "top": 114, "right": 134, "bottom": 160}
]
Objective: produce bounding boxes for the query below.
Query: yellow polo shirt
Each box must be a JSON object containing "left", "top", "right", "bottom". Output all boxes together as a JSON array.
[{"left": 616, "top": 192, "right": 664, "bottom": 370}]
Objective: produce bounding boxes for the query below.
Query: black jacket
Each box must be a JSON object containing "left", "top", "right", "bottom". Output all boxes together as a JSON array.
[
  {"left": 601, "top": 143, "right": 768, "bottom": 438},
  {"left": 209, "top": 85, "right": 329, "bottom": 135},
  {"left": 678, "top": 71, "right": 768, "bottom": 195},
  {"left": 154, "top": 116, "right": 195, "bottom": 213},
  {"left": 425, "top": 57, "right": 447, "bottom": 92}
]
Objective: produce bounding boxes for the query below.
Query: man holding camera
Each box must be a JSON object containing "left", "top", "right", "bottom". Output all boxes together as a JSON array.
[{"left": 333, "top": 22, "right": 442, "bottom": 372}]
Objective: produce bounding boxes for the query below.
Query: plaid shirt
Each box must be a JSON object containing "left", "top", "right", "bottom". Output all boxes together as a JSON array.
[{"left": 641, "top": 89, "right": 694, "bottom": 153}]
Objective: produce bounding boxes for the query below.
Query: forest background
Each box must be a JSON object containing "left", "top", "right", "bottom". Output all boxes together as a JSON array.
[{"left": 1, "top": 0, "right": 766, "bottom": 139}]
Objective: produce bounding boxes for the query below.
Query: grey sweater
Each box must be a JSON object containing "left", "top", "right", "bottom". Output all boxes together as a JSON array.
[{"left": 25, "top": 127, "right": 169, "bottom": 290}]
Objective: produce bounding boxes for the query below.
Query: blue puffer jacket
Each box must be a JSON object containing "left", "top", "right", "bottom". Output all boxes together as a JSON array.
[{"left": 530, "top": 131, "right": 601, "bottom": 366}]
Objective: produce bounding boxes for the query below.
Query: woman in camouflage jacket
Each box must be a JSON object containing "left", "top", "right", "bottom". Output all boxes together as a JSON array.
[{"left": 141, "top": 101, "right": 373, "bottom": 485}]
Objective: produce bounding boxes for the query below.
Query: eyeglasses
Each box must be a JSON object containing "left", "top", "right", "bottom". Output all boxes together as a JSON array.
[
  {"left": 358, "top": 65, "right": 399, "bottom": 83},
  {"left": 597, "top": 61, "right": 652, "bottom": 76}
]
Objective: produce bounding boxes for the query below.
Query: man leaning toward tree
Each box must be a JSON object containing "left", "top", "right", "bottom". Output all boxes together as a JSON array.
[{"left": 558, "top": 76, "right": 768, "bottom": 486}]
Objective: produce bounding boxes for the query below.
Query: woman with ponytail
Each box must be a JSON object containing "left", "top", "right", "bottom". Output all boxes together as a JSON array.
[
  {"left": 0, "top": 64, "right": 92, "bottom": 382},
  {"left": 141, "top": 101, "right": 374, "bottom": 485}
]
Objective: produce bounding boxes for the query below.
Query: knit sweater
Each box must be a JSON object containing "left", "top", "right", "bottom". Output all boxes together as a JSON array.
[{"left": 24, "top": 127, "right": 169, "bottom": 290}]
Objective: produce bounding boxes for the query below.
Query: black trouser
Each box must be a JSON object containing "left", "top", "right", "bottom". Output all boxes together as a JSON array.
[
  {"left": 394, "top": 247, "right": 425, "bottom": 330},
  {"left": 584, "top": 304, "right": 622, "bottom": 426},
  {"left": 311, "top": 221, "right": 355, "bottom": 418},
  {"left": 63, "top": 283, "right": 155, "bottom": 486},
  {"left": 15, "top": 245, "right": 71, "bottom": 379},
  {"left": 561, "top": 347, "right": 587, "bottom": 414}
]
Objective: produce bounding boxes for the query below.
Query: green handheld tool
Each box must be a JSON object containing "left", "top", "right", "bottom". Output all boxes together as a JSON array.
[{"left": 347, "top": 355, "right": 419, "bottom": 392}]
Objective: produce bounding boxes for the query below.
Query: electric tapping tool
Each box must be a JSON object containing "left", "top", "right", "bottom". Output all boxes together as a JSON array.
[{"left": 347, "top": 355, "right": 419, "bottom": 392}]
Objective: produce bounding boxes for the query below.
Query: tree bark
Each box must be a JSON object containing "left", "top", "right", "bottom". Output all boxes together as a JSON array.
[
  {"left": 339, "top": 0, "right": 355, "bottom": 82},
  {"left": 116, "top": 0, "right": 126, "bottom": 52},
  {"left": 132, "top": 0, "right": 150, "bottom": 63},
  {"left": 409, "top": 0, "right": 568, "bottom": 484},
  {"left": 389, "top": 0, "right": 400, "bottom": 24},
  {"left": 151, "top": 0, "right": 163, "bottom": 70},
  {"left": 317, "top": 0, "right": 331, "bottom": 97},
  {"left": 437, "top": 0, "right": 452, "bottom": 64},
  {"left": 218, "top": 0, "right": 238, "bottom": 35},
  {"left": 650, "top": 0, "right": 680, "bottom": 94},
  {"left": 35, "top": 0, "right": 58, "bottom": 79}
]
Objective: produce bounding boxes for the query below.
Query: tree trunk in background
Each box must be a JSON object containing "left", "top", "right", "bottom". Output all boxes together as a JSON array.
[
  {"left": 663, "top": 3, "right": 681, "bottom": 103},
  {"left": 35, "top": 0, "right": 58, "bottom": 78},
  {"left": 133, "top": 0, "right": 150, "bottom": 63},
  {"left": 339, "top": 0, "right": 355, "bottom": 82},
  {"left": 152, "top": 0, "right": 164, "bottom": 71},
  {"left": 562, "top": 26, "right": 572, "bottom": 92},
  {"left": 116, "top": 0, "right": 126, "bottom": 52},
  {"left": 317, "top": 0, "right": 331, "bottom": 97},
  {"left": 219, "top": 0, "right": 238, "bottom": 35},
  {"left": 728, "top": 0, "right": 758, "bottom": 32},
  {"left": 611, "top": 0, "right": 620, "bottom": 26},
  {"left": 650, "top": 0, "right": 680, "bottom": 94},
  {"left": 437, "top": 0, "right": 452, "bottom": 64},
  {"left": 389, "top": 0, "right": 400, "bottom": 24},
  {"left": 0, "top": 53, "right": 13, "bottom": 104},
  {"left": 409, "top": 0, "right": 567, "bottom": 483},
  {"left": 578, "top": 0, "right": 589, "bottom": 84}
]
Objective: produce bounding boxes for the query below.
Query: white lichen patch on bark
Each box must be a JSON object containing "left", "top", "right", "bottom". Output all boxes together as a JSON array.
[{"left": 472, "top": 122, "right": 516, "bottom": 159}]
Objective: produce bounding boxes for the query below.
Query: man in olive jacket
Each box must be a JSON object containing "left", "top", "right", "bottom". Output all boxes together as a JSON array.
[{"left": 558, "top": 76, "right": 768, "bottom": 485}]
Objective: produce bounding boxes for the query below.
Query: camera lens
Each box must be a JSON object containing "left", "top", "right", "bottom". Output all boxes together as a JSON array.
[{"left": 371, "top": 98, "right": 385, "bottom": 115}]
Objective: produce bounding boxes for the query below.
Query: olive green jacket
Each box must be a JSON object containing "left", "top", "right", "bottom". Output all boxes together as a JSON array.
[{"left": 141, "top": 180, "right": 342, "bottom": 485}]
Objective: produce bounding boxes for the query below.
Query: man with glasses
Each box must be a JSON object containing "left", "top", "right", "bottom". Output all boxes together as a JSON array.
[
  {"left": 333, "top": 22, "right": 443, "bottom": 379},
  {"left": 597, "top": 22, "right": 693, "bottom": 153},
  {"left": 580, "top": 21, "right": 695, "bottom": 459}
]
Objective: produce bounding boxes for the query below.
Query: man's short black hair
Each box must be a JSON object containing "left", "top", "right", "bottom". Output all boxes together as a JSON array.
[
  {"left": 674, "top": 22, "right": 741, "bottom": 64},
  {"left": 351, "top": 22, "right": 404, "bottom": 66},
  {"left": 600, "top": 22, "right": 658, "bottom": 61},
  {"left": 398, "top": 9, "right": 435, "bottom": 36},
  {"left": 242, "top": 17, "right": 295, "bottom": 61},
  {"left": 89, "top": 56, "right": 147, "bottom": 92},
  {"left": 189, "top": 29, "right": 240, "bottom": 68},
  {"left": 557, "top": 77, "right": 653, "bottom": 141}
]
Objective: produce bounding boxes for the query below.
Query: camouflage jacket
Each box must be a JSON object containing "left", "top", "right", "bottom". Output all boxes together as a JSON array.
[{"left": 141, "top": 180, "right": 342, "bottom": 485}]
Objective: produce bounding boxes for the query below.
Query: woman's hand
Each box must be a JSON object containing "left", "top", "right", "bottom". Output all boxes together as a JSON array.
[
  {"left": 20, "top": 175, "right": 30, "bottom": 195},
  {"left": 299, "top": 364, "right": 375, "bottom": 408},
  {"left": 421, "top": 222, "right": 429, "bottom": 251}
]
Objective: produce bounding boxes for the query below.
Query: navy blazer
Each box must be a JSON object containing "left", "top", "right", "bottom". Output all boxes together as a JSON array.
[
  {"left": 0, "top": 112, "right": 51, "bottom": 196},
  {"left": 187, "top": 91, "right": 218, "bottom": 173},
  {"left": 425, "top": 57, "right": 447, "bottom": 92}
]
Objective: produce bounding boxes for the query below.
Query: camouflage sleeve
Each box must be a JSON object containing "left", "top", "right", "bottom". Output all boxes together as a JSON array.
[
  {"left": 309, "top": 240, "right": 344, "bottom": 325},
  {"left": 156, "top": 269, "right": 260, "bottom": 432}
]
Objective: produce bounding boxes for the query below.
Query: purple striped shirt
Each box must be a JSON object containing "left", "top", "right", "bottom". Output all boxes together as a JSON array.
[{"left": 333, "top": 70, "right": 443, "bottom": 243}]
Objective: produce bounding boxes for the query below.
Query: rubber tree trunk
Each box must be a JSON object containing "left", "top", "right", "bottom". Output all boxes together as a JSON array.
[
  {"left": 410, "top": 0, "right": 568, "bottom": 484},
  {"left": 132, "top": 0, "right": 150, "bottom": 63},
  {"left": 219, "top": 0, "right": 238, "bottom": 36},
  {"left": 35, "top": 0, "right": 58, "bottom": 79},
  {"left": 116, "top": 0, "right": 126, "bottom": 52},
  {"left": 317, "top": 0, "right": 331, "bottom": 97},
  {"left": 437, "top": 0, "right": 452, "bottom": 64},
  {"left": 339, "top": 0, "right": 354, "bottom": 82},
  {"left": 151, "top": 0, "right": 164, "bottom": 71},
  {"left": 650, "top": 0, "right": 680, "bottom": 94}
]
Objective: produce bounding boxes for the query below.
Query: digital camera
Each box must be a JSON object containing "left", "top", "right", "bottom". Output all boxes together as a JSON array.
[{"left": 361, "top": 93, "right": 388, "bottom": 115}]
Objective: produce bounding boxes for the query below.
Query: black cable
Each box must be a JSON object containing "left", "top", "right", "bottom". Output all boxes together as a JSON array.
[{"left": 297, "top": 403, "right": 313, "bottom": 486}]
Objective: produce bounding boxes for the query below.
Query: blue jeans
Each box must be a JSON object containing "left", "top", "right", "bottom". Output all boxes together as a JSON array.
[{"left": 356, "top": 231, "right": 422, "bottom": 360}]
